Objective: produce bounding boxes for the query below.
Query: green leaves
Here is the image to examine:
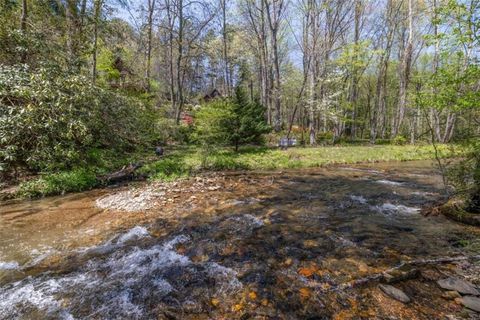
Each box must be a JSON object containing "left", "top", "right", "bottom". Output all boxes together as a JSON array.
[
  {"left": 0, "top": 65, "right": 152, "bottom": 175},
  {"left": 194, "top": 99, "right": 234, "bottom": 147},
  {"left": 194, "top": 86, "right": 271, "bottom": 153}
]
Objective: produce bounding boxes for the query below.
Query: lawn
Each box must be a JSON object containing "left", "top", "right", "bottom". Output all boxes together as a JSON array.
[{"left": 141, "top": 143, "right": 463, "bottom": 179}]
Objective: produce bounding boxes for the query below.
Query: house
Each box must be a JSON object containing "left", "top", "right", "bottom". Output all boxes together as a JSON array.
[{"left": 202, "top": 88, "right": 222, "bottom": 102}]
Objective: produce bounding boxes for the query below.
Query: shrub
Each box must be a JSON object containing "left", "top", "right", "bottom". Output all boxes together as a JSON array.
[
  {"left": 392, "top": 135, "right": 407, "bottom": 145},
  {"left": 316, "top": 132, "right": 334, "bottom": 144},
  {"left": 448, "top": 140, "right": 480, "bottom": 212},
  {"left": 0, "top": 65, "right": 153, "bottom": 176},
  {"left": 18, "top": 169, "right": 98, "bottom": 198},
  {"left": 193, "top": 99, "right": 235, "bottom": 146},
  {"left": 193, "top": 87, "right": 270, "bottom": 152},
  {"left": 138, "top": 156, "right": 191, "bottom": 181}
]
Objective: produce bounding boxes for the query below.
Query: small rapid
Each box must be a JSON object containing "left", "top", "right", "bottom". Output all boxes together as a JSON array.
[{"left": 0, "top": 226, "right": 243, "bottom": 319}]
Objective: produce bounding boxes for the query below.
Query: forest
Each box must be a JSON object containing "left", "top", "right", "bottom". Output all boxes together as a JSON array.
[{"left": 1, "top": 0, "right": 479, "bottom": 205}]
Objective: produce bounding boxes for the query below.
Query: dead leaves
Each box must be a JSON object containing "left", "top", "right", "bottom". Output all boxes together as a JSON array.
[
  {"left": 298, "top": 266, "right": 316, "bottom": 277},
  {"left": 299, "top": 287, "right": 312, "bottom": 300},
  {"left": 211, "top": 298, "right": 220, "bottom": 307}
]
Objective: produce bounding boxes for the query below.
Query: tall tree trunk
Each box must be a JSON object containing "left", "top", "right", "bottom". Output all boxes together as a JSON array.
[
  {"left": 245, "top": 0, "right": 270, "bottom": 124},
  {"left": 371, "top": 44, "right": 391, "bottom": 143},
  {"left": 430, "top": 0, "right": 442, "bottom": 142},
  {"left": 349, "top": 0, "right": 361, "bottom": 140},
  {"left": 20, "top": 0, "right": 28, "bottom": 63},
  {"left": 92, "top": 0, "right": 103, "bottom": 84},
  {"left": 443, "top": 112, "right": 456, "bottom": 143},
  {"left": 264, "top": 0, "right": 284, "bottom": 132},
  {"left": 80, "top": 0, "right": 87, "bottom": 25},
  {"left": 221, "top": 0, "right": 230, "bottom": 96},
  {"left": 145, "top": 0, "right": 156, "bottom": 91},
  {"left": 272, "top": 32, "right": 282, "bottom": 132},
  {"left": 371, "top": 0, "right": 396, "bottom": 144},
  {"left": 391, "top": 0, "right": 414, "bottom": 138},
  {"left": 66, "top": 0, "right": 81, "bottom": 68},
  {"left": 165, "top": 0, "right": 177, "bottom": 115},
  {"left": 305, "top": 0, "right": 318, "bottom": 145},
  {"left": 175, "top": 0, "right": 184, "bottom": 123}
]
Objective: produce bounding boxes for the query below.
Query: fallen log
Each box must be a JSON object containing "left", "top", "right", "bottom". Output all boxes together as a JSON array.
[
  {"left": 308, "top": 255, "right": 480, "bottom": 293},
  {"left": 423, "top": 198, "right": 480, "bottom": 227},
  {"left": 98, "top": 163, "right": 143, "bottom": 185}
]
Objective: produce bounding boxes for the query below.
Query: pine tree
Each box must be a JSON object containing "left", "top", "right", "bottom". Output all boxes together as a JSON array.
[{"left": 230, "top": 86, "right": 271, "bottom": 151}]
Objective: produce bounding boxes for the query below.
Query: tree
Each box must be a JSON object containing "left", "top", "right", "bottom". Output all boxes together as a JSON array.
[
  {"left": 230, "top": 85, "right": 271, "bottom": 151},
  {"left": 391, "top": 0, "right": 415, "bottom": 139},
  {"left": 264, "top": 0, "right": 286, "bottom": 132},
  {"left": 241, "top": 0, "right": 272, "bottom": 124},
  {"left": 195, "top": 84, "right": 270, "bottom": 152},
  {"left": 417, "top": 0, "right": 480, "bottom": 210},
  {"left": 145, "top": 0, "right": 156, "bottom": 91},
  {"left": 370, "top": 0, "right": 399, "bottom": 143},
  {"left": 92, "top": 0, "right": 104, "bottom": 84},
  {"left": 220, "top": 0, "right": 231, "bottom": 96}
]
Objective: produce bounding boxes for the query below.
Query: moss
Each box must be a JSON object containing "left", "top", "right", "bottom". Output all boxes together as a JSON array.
[{"left": 438, "top": 198, "right": 480, "bottom": 227}]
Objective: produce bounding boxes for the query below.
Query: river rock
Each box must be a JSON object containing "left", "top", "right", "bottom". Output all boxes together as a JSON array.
[
  {"left": 379, "top": 284, "right": 411, "bottom": 303},
  {"left": 437, "top": 278, "right": 480, "bottom": 296},
  {"left": 383, "top": 268, "right": 419, "bottom": 283},
  {"left": 442, "top": 291, "right": 461, "bottom": 300},
  {"left": 459, "top": 296, "right": 480, "bottom": 312}
]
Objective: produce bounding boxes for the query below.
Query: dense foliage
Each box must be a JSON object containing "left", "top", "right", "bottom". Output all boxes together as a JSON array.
[
  {"left": 230, "top": 87, "right": 271, "bottom": 151},
  {"left": 0, "top": 65, "right": 157, "bottom": 176},
  {"left": 194, "top": 88, "right": 270, "bottom": 152}
]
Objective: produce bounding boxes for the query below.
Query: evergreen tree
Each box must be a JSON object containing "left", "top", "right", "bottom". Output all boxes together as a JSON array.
[
  {"left": 195, "top": 85, "right": 270, "bottom": 152},
  {"left": 230, "top": 86, "right": 271, "bottom": 151}
]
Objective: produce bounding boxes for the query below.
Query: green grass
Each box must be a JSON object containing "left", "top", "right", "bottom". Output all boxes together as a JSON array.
[
  {"left": 18, "top": 169, "right": 98, "bottom": 198},
  {"left": 139, "top": 155, "right": 192, "bottom": 181},
  {"left": 16, "top": 149, "right": 153, "bottom": 199},
  {"left": 146, "top": 143, "right": 463, "bottom": 175},
  {"left": 15, "top": 144, "right": 464, "bottom": 198}
]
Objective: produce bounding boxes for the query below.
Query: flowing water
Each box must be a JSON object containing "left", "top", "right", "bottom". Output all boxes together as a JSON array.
[{"left": 1, "top": 160, "right": 479, "bottom": 319}]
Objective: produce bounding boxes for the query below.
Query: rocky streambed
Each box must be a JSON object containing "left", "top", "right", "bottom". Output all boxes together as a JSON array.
[{"left": 0, "top": 160, "right": 480, "bottom": 319}]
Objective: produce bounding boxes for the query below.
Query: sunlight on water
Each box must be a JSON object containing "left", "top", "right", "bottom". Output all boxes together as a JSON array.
[{"left": 1, "top": 161, "right": 479, "bottom": 318}]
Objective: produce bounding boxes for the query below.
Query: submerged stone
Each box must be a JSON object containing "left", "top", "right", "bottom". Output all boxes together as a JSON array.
[
  {"left": 383, "top": 268, "right": 419, "bottom": 283},
  {"left": 460, "top": 296, "right": 480, "bottom": 312},
  {"left": 379, "top": 284, "right": 411, "bottom": 303},
  {"left": 442, "top": 291, "right": 461, "bottom": 300},
  {"left": 437, "top": 278, "right": 480, "bottom": 296}
]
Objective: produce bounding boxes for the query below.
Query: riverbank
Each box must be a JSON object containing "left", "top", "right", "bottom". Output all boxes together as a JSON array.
[{"left": 1, "top": 144, "right": 464, "bottom": 200}]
